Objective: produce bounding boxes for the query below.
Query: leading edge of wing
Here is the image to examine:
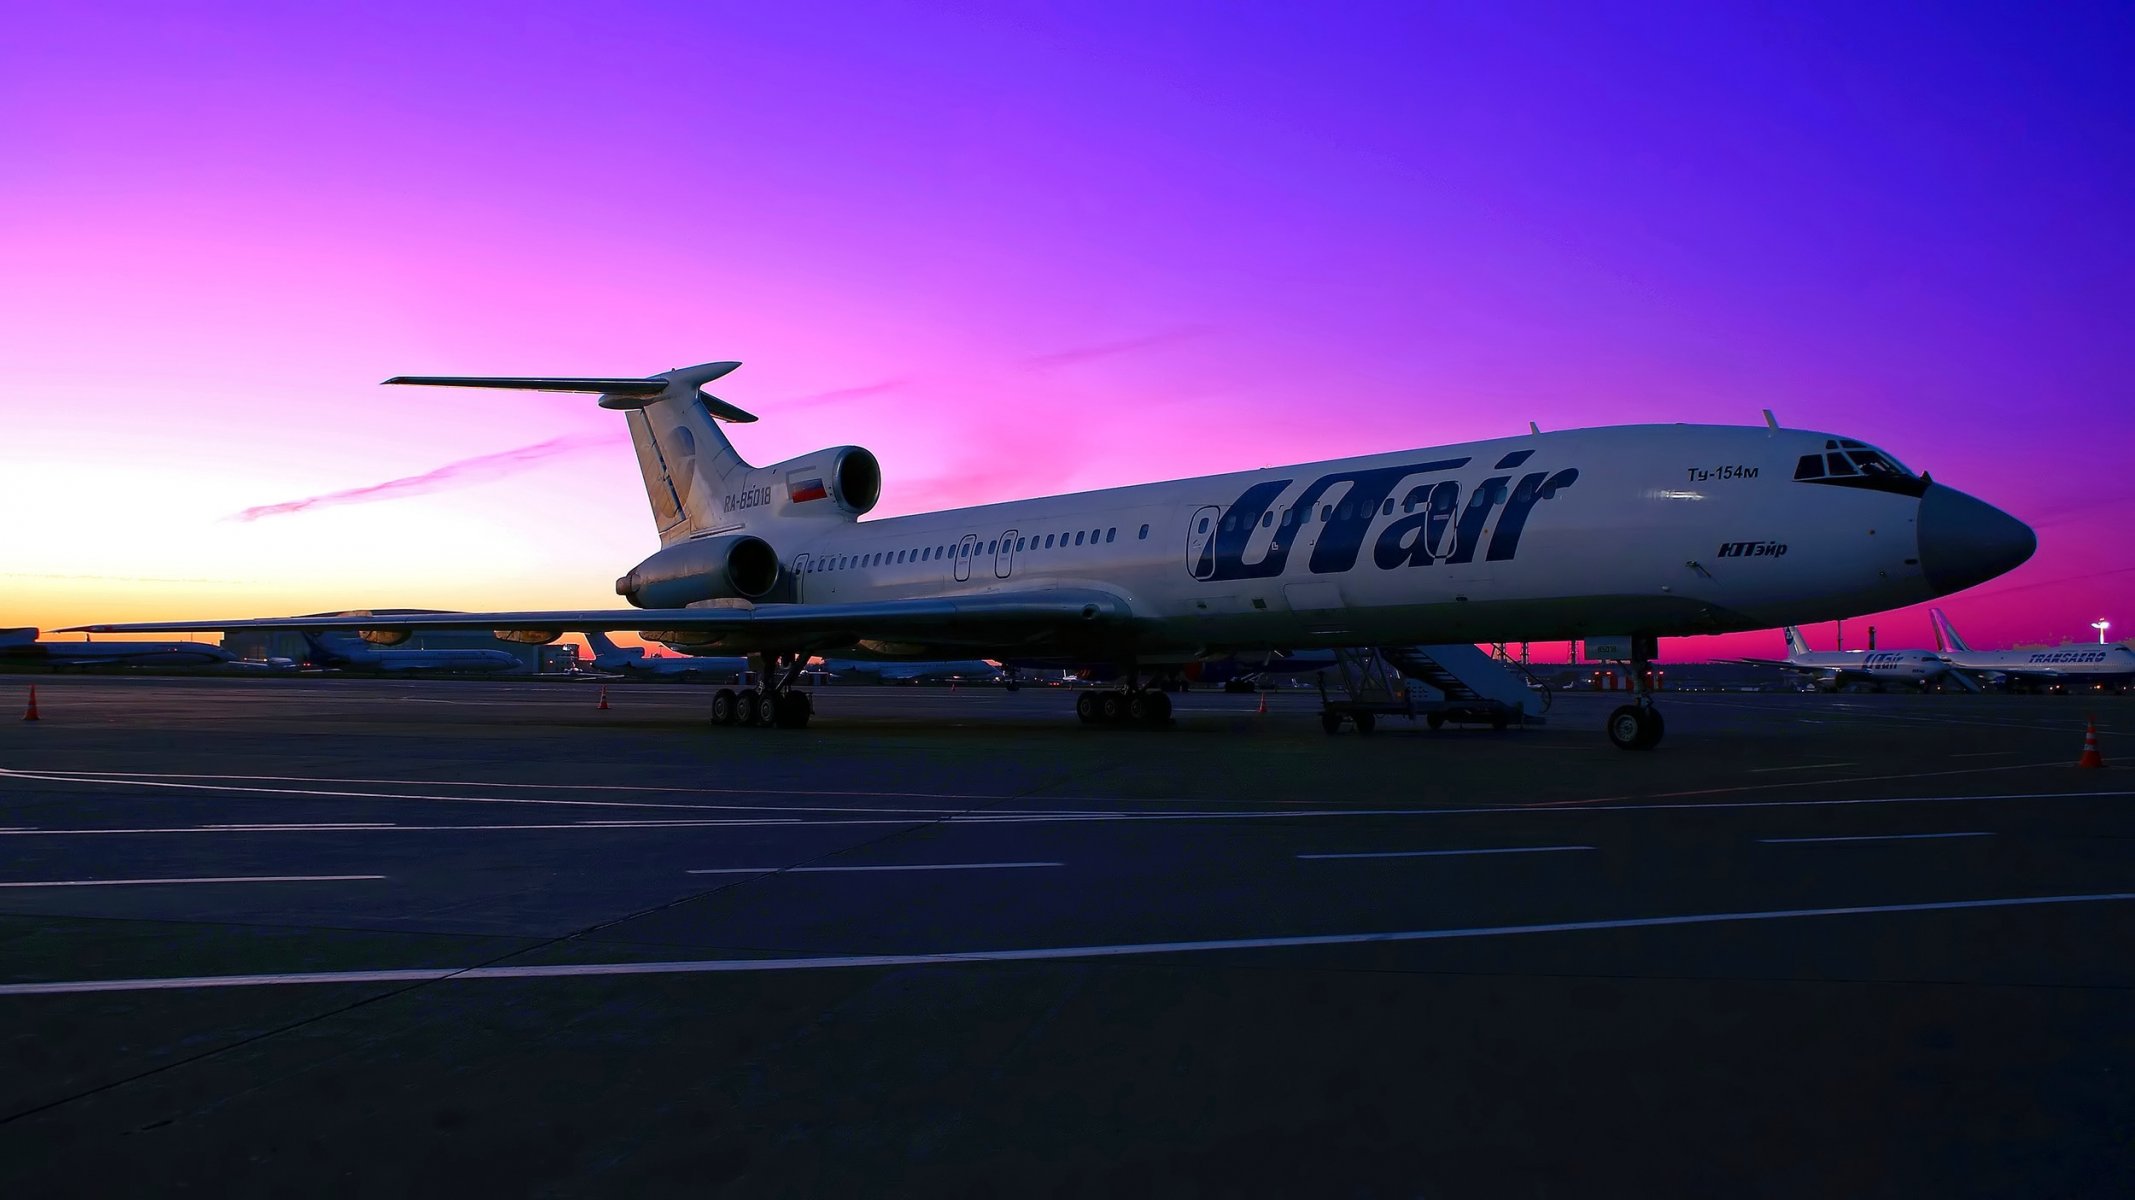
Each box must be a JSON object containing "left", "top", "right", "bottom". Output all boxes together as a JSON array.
[{"left": 60, "top": 589, "right": 1135, "bottom": 637}]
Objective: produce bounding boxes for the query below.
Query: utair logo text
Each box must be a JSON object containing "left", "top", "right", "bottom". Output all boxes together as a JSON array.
[
  {"left": 1193, "top": 456, "right": 1579, "bottom": 582},
  {"left": 1717, "top": 540, "right": 1788, "bottom": 558}
]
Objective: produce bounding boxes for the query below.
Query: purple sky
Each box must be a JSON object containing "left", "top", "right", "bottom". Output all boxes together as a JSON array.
[{"left": 4, "top": 2, "right": 2130, "bottom": 657}]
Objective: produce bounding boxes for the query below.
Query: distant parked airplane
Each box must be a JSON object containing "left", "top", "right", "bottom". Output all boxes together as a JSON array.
[
  {"left": 300, "top": 632, "right": 521, "bottom": 674},
  {"left": 583, "top": 632, "right": 748, "bottom": 682},
  {"left": 69, "top": 359, "right": 2036, "bottom": 747},
  {"left": 1930, "top": 609, "right": 2135, "bottom": 692},
  {"left": 1730, "top": 626, "right": 1956, "bottom": 692},
  {"left": 0, "top": 627, "right": 233, "bottom": 669},
  {"left": 816, "top": 657, "right": 1006, "bottom": 685}
]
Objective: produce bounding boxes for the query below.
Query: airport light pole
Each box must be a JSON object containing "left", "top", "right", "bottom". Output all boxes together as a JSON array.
[{"left": 2095, "top": 619, "right": 2111, "bottom": 645}]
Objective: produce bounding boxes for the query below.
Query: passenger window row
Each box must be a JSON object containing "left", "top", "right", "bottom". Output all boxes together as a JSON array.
[{"left": 808, "top": 524, "right": 1142, "bottom": 571}]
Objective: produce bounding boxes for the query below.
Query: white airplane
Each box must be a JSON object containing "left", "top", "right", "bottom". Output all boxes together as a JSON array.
[
  {"left": 582, "top": 631, "right": 749, "bottom": 682},
  {"left": 816, "top": 657, "right": 1006, "bottom": 685},
  {"left": 69, "top": 360, "right": 2036, "bottom": 748},
  {"left": 1730, "top": 626, "right": 1954, "bottom": 692},
  {"left": 300, "top": 632, "right": 522, "bottom": 675},
  {"left": 1930, "top": 608, "right": 2135, "bottom": 693},
  {"left": 0, "top": 627, "right": 234, "bottom": 669}
]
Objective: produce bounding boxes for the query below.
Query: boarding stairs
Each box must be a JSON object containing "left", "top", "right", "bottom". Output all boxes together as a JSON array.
[{"left": 1381, "top": 644, "right": 1548, "bottom": 726}]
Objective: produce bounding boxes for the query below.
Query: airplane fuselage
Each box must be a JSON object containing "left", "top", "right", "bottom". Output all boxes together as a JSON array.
[{"left": 723, "top": 425, "right": 1982, "bottom": 659}]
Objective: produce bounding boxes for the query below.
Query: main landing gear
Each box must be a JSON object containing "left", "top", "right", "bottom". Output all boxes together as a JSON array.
[
  {"left": 1604, "top": 636, "right": 1665, "bottom": 751},
  {"left": 711, "top": 653, "right": 814, "bottom": 730},
  {"left": 1075, "top": 683, "right": 1174, "bottom": 730}
]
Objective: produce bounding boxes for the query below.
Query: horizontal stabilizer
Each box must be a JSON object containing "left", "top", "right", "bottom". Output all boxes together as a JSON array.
[
  {"left": 383, "top": 361, "right": 756, "bottom": 422},
  {"left": 384, "top": 376, "right": 670, "bottom": 396}
]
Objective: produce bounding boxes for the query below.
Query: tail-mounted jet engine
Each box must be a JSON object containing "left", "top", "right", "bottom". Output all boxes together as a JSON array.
[
  {"left": 758, "top": 446, "right": 880, "bottom": 517},
  {"left": 617, "top": 534, "right": 781, "bottom": 609}
]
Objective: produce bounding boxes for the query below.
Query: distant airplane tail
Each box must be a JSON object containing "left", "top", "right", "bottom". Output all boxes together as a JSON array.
[
  {"left": 1928, "top": 608, "right": 1970, "bottom": 653},
  {"left": 1783, "top": 626, "right": 1811, "bottom": 658},
  {"left": 299, "top": 631, "right": 366, "bottom": 666},
  {"left": 583, "top": 630, "right": 623, "bottom": 657}
]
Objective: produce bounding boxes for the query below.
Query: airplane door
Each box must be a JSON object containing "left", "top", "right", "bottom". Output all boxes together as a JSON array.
[
  {"left": 791, "top": 553, "right": 810, "bottom": 602},
  {"left": 954, "top": 533, "right": 979, "bottom": 582},
  {"left": 995, "top": 529, "right": 1018, "bottom": 579},
  {"left": 1186, "top": 506, "right": 1220, "bottom": 579}
]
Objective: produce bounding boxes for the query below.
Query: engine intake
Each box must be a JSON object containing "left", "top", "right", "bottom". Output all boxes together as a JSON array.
[{"left": 616, "top": 534, "right": 780, "bottom": 609}]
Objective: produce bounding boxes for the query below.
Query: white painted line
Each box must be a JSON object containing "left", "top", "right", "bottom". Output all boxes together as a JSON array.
[
  {"left": 203, "top": 823, "right": 397, "bottom": 830},
  {"left": 1760, "top": 832, "right": 1995, "bottom": 845},
  {"left": 0, "top": 819, "right": 818, "bottom": 837},
  {"left": 688, "top": 861, "right": 1063, "bottom": 875},
  {"left": 1, "top": 892, "right": 2126, "bottom": 997},
  {"left": 0, "top": 874, "right": 384, "bottom": 889},
  {"left": 1298, "top": 846, "right": 1594, "bottom": 861},
  {"left": 1748, "top": 763, "right": 1859, "bottom": 773}
]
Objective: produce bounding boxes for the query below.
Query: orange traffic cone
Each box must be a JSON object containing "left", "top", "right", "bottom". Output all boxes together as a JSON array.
[
  {"left": 1256, "top": 689, "right": 1269, "bottom": 715},
  {"left": 2077, "top": 718, "right": 2105, "bottom": 768},
  {"left": 596, "top": 686, "right": 610, "bottom": 711},
  {"left": 22, "top": 686, "right": 40, "bottom": 722}
]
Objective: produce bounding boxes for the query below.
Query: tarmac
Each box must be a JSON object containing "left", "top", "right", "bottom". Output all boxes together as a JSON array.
[{"left": 1, "top": 676, "right": 2130, "bottom": 1197}]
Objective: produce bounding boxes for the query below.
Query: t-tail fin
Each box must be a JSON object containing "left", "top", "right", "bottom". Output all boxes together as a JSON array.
[
  {"left": 385, "top": 361, "right": 758, "bottom": 545},
  {"left": 583, "top": 631, "right": 621, "bottom": 657},
  {"left": 1929, "top": 608, "right": 1970, "bottom": 653},
  {"left": 1783, "top": 626, "right": 1811, "bottom": 658}
]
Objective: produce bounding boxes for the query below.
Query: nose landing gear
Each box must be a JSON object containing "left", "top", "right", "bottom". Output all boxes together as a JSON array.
[{"left": 1603, "top": 636, "right": 1665, "bottom": 751}]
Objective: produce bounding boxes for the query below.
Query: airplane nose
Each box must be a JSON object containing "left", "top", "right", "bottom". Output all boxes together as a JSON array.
[{"left": 1917, "top": 484, "right": 2035, "bottom": 595}]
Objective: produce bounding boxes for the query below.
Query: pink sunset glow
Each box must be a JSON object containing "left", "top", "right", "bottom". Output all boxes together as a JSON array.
[{"left": 3, "top": 4, "right": 2129, "bottom": 659}]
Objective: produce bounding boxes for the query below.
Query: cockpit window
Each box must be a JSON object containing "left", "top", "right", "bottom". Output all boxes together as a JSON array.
[{"left": 1796, "top": 439, "right": 1926, "bottom": 496}]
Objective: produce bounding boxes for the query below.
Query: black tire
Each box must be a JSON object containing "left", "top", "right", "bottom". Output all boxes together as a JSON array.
[
  {"left": 756, "top": 691, "right": 783, "bottom": 728},
  {"left": 1320, "top": 710, "right": 1344, "bottom": 735},
  {"left": 1075, "top": 692, "right": 1099, "bottom": 724},
  {"left": 1097, "top": 692, "right": 1127, "bottom": 724},
  {"left": 1354, "top": 711, "right": 1376, "bottom": 735},
  {"left": 774, "top": 693, "right": 812, "bottom": 728},
  {"left": 1607, "top": 704, "right": 1663, "bottom": 751},
  {"left": 1145, "top": 689, "right": 1172, "bottom": 726},
  {"left": 1491, "top": 715, "right": 1509, "bottom": 731},
  {"left": 1127, "top": 692, "right": 1154, "bottom": 725},
  {"left": 735, "top": 688, "right": 760, "bottom": 727},
  {"left": 711, "top": 688, "right": 739, "bottom": 726},
  {"left": 1425, "top": 713, "right": 1445, "bottom": 730}
]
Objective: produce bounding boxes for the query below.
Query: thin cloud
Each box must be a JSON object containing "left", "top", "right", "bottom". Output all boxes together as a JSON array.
[
  {"left": 778, "top": 378, "right": 910, "bottom": 410},
  {"left": 230, "top": 433, "right": 617, "bottom": 522},
  {"left": 1020, "top": 326, "right": 1214, "bottom": 372}
]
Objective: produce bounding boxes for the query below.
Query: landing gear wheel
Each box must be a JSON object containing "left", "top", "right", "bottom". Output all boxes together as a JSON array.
[
  {"left": 1097, "top": 691, "right": 1127, "bottom": 724},
  {"left": 1607, "top": 704, "right": 1664, "bottom": 751},
  {"left": 1320, "top": 710, "right": 1344, "bottom": 735},
  {"left": 711, "top": 688, "right": 739, "bottom": 726},
  {"left": 1144, "top": 689, "right": 1172, "bottom": 727},
  {"left": 774, "top": 691, "right": 813, "bottom": 729},
  {"left": 1354, "top": 711, "right": 1377, "bottom": 735},
  {"left": 755, "top": 691, "right": 783, "bottom": 728},
  {"left": 735, "top": 688, "right": 761, "bottom": 728},
  {"left": 1425, "top": 713, "right": 1445, "bottom": 730},
  {"left": 1076, "top": 692, "right": 1100, "bottom": 725},
  {"left": 1127, "top": 691, "right": 1154, "bottom": 725}
]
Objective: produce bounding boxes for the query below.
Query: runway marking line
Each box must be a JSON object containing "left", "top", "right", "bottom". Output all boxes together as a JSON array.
[
  {"left": 3, "top": 790, "right": 2133, "bottom": 839},
  {"left": 1760, "top": 832, "right": 1995, "bottom": 845},
  {"left": 1, "top": 892, "right": 2126, "bottom": 997},
  {"left": 1748, "top": 762, "right": 1859, "bottom": 773},
  {"left": 1298, "top": 846, "right": 1594, "bottom": 860},
  {"left": 687, "top": 861, "right": 1062, "bottom": 875},
  {"left": 0, "top": 874, "right": 384, "bottom": 889}
]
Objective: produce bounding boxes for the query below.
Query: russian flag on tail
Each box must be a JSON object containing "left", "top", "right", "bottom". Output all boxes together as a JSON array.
[{"left": 787, "top": 473, "right": 828, "bottom": 503}]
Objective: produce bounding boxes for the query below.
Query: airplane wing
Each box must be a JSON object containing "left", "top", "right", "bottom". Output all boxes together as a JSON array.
[
  {"left": 1726, "top": 657, "right": 1799, "bottom": 670},
  {"left": 63, "top": 589, "right": 1136, "bottom": 655}
]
